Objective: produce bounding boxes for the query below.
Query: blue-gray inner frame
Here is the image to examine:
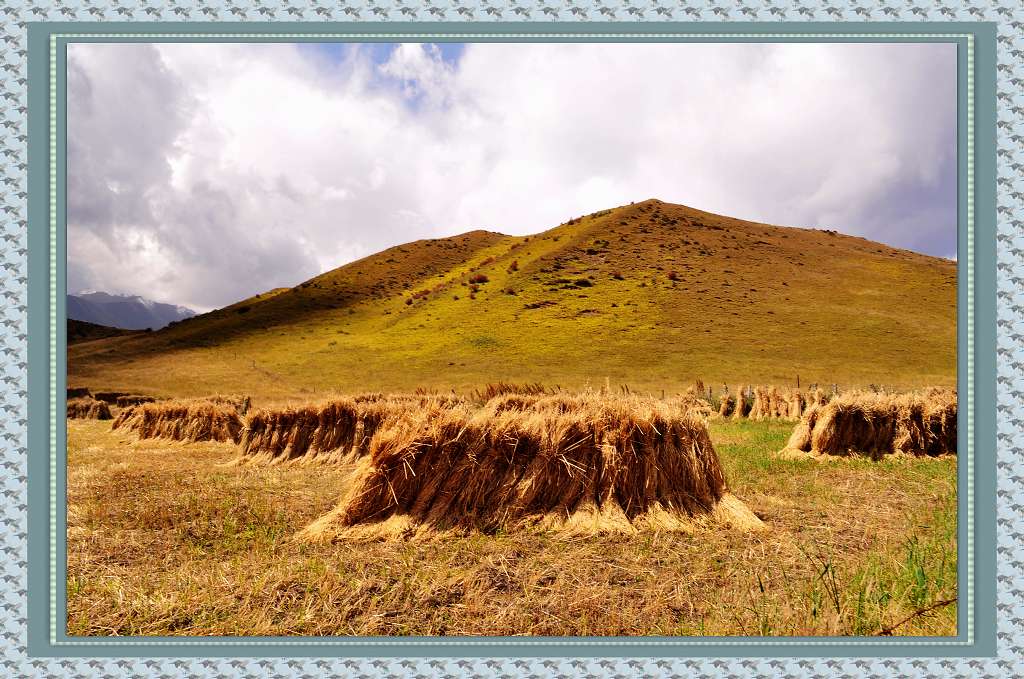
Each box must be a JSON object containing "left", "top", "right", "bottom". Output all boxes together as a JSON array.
[{"left": 26, "top": 21, "right": 998, "bottom": 658}]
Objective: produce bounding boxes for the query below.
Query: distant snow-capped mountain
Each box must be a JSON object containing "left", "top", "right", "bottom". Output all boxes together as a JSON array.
[{"left": 67, "top": 291, "right": 195, "bottom": 330}]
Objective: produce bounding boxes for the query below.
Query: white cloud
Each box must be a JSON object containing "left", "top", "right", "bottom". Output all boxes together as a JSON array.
[{"left": 67, "top": 42, "right": 956, "bottom": 311}]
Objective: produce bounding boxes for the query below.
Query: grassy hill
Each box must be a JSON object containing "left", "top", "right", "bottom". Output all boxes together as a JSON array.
[
  {"left": 67, "top": 319, "right": 137, "bottom": 345},
  {"left": 68, "top": 199, "right": 956, "bottom": 400}
]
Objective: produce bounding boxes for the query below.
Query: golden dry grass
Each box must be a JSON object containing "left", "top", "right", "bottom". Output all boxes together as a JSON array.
[{"left": 67, "top": 418, "right": 956, "bottom": 637}]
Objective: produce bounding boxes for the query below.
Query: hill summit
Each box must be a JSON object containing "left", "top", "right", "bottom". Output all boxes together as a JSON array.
[{"left": 69, "top": 199, "right": 956, "bottom": 398}]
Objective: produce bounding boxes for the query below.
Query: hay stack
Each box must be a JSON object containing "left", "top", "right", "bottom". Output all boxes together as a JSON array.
[
  {"left": 750, "top": 387, "right": 770, "bottom": 420},
  {"left": 115, "top": 394, "right": 156, "bottom": 407},
  {"left": 692, "top": 378, "right": 706, "bottom": 395},
  {"left": 718, "top": 391, "right": 735, "bottom": 417},
  {"left": 787, "top": 391, "right": 806, "bottom": 419},
  {"left": 93, "top": 391, "right": 129, "bottom": 404},
  {"left": 779, "top": 389, "right": 956, "bottom": 459},
  {"left": 236, "top": 398, "right": 360, "bottom": 465},
  {"left": 668, "top": 392, "right": 714, "bottom": 418},
  {"left": 203, "top": 394, "right": 253, "bottom": 415},
  {"left": 67, "top": 397, "right": 112, "bottom": 420},
  {"left": 732, "top": 386, "right": 751, "bottom": 419},
  {"left": 768, "top": 387, "right": 789, "bottom": 419},
  {"left": 471, "top": 381, "right": 549, "bottom": 403},
  {"left": 298, "top": 395, "right": 762, "bottom": 540},
  {"left": 783, "top": 404, "right": 820, "bottom": 452},
  {"left": 232, "top": 397, "right": 424, "bottom": 466},
  {"left": 749, "top": 386, "right": 796, "bottom": 420},
  {"left": 923, "top": 388, "right": 958, "bottom": 455},
  {"left": 534, "top": 393, "right": 592, "bottom": 414},
  {"left": 385, "top": 393, "right": 466, "bottom": 409},
  {"left": 481, "top": 393, "right": 545, "bottom": 414},
  {"left": 111, "top": 400, "right": 244, "bottom": 443},
  {"left": 809, "top": 388, "right": 829, "bottom": 408}
]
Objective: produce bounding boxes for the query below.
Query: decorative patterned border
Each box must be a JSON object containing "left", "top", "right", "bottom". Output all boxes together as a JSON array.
[
  {"left": 45, "top": 30, "right": 977, "bottom": 653},
  {"left": 0, "top": 7, "right": 1014, "bottom": 678}
]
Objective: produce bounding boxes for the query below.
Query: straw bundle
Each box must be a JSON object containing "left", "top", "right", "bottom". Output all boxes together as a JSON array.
[
  {"left": 923, "top": 388, "right": 958, "bottom": 455},
  {"left": 732, "top": 386, "right": 751, "bottom": 419},
  {"left": 809, "top": 388, "right": 829, "bottom": 408},
  {"left": 690, "top": 378, "right": 706, "bottom": 397},
  {"left": 787, "top": 391, "right": 806, "bottom": 419},
  {"left": 115, "top": 395, "right": 156, "bottom": 407},
  {"left": 668, "top": 392, "right": 714, "bottom": 418},
  {"left": 750, "top": 387, "right": 771, "bottom": 420},
  {"left": 480, "top": 393, "right": 545, "bottom": 414},
  {"left": 768, "top": 387, "right": 789, "bottom": 419},
  {"left": 779, "top": 389, "right": 957, "bottom": 459},
  {"left": 111, "top": 400, "right": 244, "bottom": 443},
  {"left": 93, "top": 391, "right": 129, "bottom": 404},
  {"left": 471, "top": 382, "right": 549, "bottom": 404},
  {"left": 718, "top": 391, "right": 735, "bottom": 417},
  {"left": 384, "top": 393, "right": 467, "bottom": 409},
  {"left": 783, "top": 404, "right": 820, "bottom": 452},
  {"left": 203, "top": 394, "right": 253, "bottom": 415},
  {"left": 67, "top": 397, "right": 112, "bottom": 420},
  {"left": 299, "top": 394, "right": 762, "bottom": 540}
]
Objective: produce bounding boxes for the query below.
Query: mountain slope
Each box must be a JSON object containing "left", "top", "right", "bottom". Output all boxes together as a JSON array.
[
  {"left": 68, "top": 199, "right": 956, "bottom": 398},
  {"left": 68, "top": 292, "right": 195, "bottom": 330},
  {"left": 67, "top": 319, "right": 137, "bottom": 345}
]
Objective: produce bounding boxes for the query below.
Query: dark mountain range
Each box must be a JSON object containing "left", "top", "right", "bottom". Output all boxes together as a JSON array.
[{"left": 67, "top": 291, "right": 195, "bottom": 330}]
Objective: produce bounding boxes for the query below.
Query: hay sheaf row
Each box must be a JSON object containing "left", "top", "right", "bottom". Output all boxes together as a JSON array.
[
  {"left": 669, "top": 392, "right": 715, "bottom": 418},
  {"left": 112, "top": 400, "right": 244, "bottom": 443},
  {"left": 232, "top": 393, "right": 603, "bottom": 467},
  {"left": 68, "top": 388, "right": 159, "bottom": 407},
  {"left": 115, "top": 395, "right": 157, "bottom": 407},
  {"left": 231, "top": 398, "right": 419, "bottom": 466},
  {"left": 299, "top": 395, "right": 763, "bottom": 540},
  {"left": 202, "top": 394, "right": 254, "bottom": 415},
  {"left": 470, "top": 381, "right": 550, "bottom": 404},
  {"left": 725, "top": 387, "right": 827, "bottom": 421},
  {"left": 67, "top": 397, "right": 112, "bottom": 420},
  {"left": 781, "top": 389, "right": 957, "bottom": 459},
  {"left": 93, "top": 391, "right": 131, "bottom": 404}
]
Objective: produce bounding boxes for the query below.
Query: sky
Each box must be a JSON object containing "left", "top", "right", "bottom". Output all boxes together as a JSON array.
[{"left": 67, "top": 42, "right": 957, "bottom": 312}]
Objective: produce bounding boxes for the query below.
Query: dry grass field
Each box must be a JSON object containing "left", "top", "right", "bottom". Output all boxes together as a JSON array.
[{"left": 67, "top": 415, "right": 956, "bottom": 637}]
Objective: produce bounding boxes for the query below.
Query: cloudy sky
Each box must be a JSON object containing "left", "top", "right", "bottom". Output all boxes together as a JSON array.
[{"left": 67, "top": 42, "right": 957, "bottom": 312}]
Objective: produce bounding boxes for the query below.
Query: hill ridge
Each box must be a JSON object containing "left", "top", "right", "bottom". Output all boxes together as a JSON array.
[{"left": 68, "top": 199, "right": 955, "bottom": 397}]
